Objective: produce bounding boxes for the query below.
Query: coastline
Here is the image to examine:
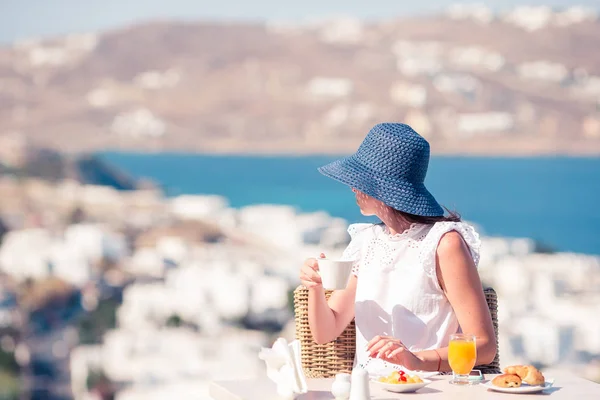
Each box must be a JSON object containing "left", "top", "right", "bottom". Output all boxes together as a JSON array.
[
  {"left": 63, "top": 137, "right": 600, "bottom": 157},
  {"left": 95, "top": 152, "right": 600, "bottom": 256},
  {"left": 95, "top": 149, "right": 600, "bottom": 159}
]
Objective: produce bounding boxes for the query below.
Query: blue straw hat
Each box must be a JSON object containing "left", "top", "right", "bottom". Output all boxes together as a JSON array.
[{"left": 318, "top": 123, "right": 444, "bottom": 217}]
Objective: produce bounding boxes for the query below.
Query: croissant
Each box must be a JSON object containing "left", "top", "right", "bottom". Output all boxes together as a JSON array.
[
  {"left": 503, "top": 365, "right": 545, "bottom": 386},
  {"left": 492, "top": 374, "right": 522, "bottom": 388}
]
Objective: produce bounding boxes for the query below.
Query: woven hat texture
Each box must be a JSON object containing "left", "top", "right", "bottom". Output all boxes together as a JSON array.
[{"left": 318, "top": 123, "right": 444, "bottom": 217}]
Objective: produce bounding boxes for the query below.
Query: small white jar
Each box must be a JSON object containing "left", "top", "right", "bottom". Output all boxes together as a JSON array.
[{"left": 331, "top": 373, "right": 352, "bottom": 400}]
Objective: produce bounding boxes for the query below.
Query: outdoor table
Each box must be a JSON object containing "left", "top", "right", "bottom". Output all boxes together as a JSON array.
[{"left": 210, "top": 370, "right": 600, "bottom": 400}]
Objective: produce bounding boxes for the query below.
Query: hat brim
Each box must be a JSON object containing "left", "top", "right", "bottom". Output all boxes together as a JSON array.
[{"left": 318, "top": 156, "right": 444, "bottom": 217}]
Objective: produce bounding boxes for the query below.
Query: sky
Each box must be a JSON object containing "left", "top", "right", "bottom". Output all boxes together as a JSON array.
[{"left": 1, "top": 0, "right": 599, "bottom": 44}]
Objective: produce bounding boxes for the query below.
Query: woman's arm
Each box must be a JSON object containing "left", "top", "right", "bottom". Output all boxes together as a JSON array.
[
  {"left": 415, "top": 231, "right": 497, "bottom": 371},
  {"left": 308, "top": 275, "right": 358, "bottom": 345}
]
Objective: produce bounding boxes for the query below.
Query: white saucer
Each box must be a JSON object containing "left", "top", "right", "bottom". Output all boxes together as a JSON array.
[
  {"left": 483, "top": 378, "right": 555, "bottom": 394},
  {"left": 371, "top": 378, "right": 433, "bottom": 393}
]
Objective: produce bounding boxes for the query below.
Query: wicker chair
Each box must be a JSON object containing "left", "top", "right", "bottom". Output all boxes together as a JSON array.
[{"left": 293, "top": 285, "right": 501, "bottom": 378}]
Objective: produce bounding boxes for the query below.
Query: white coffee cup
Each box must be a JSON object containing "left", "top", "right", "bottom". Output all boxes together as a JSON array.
[{"left": 317, "top": 259, "right": 354, "bottom": 290}]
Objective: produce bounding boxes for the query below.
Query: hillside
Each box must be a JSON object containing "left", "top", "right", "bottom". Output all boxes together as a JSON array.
[
  {"left": 0, "top": 144, "right": 139, "bottom": 189},
  {"left": 1, "top": 7, "right": 600, "bottom": 155}
]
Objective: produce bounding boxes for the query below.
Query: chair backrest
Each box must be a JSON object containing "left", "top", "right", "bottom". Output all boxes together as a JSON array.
[
  {"left": 293, "top": 285, "right": 501, "bottom": 378},
  {"left": 477, "top": 287, "right": 501, "bottom": 374}
]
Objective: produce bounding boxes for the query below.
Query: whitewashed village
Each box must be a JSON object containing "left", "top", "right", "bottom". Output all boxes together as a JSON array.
[
  {"left": 0, "top": 168, "right": 599, "bottom": 399},
  {"left": 0, "top": 3, "right": 600, "bottom": 400}
]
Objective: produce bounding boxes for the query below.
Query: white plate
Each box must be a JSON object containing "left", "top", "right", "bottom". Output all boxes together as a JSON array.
[
  {"left": 371, "top": 370, "right": 440, "bottom": 380},
  {"left": 483, "top": 378, "right": 554, "bottom": 394},
  {"left": 415, "top": 371, "right": 440, "bottom": 379},
  {"left": 371, "top": 378, "right": 432, "bottom": 393}
]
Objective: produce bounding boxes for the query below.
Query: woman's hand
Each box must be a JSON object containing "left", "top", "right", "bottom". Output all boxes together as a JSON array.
[
  {"left": 366, "top": 335, "right": 424, "bottom": 371},
  {"left": 300, "top": 253, "right": 326, "bottom": 289}
]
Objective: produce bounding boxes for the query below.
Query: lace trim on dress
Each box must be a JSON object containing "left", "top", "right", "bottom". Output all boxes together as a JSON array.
[
  {"left": 341, "top": 223, "right": 374, "bottom": 276},
  {"left": 381, "top": 223, "right": 422, "bottom": 240},
  {"left": 356, "top": 223, "right": 431, "bottom": 274}
]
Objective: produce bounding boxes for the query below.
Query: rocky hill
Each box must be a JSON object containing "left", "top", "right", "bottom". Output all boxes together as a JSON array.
[
  {"left": 0, "top": 144, "right": 139, "bottom": 189},
  {"left": 1, "top": 6, "right": 600, "bottom": 155}
]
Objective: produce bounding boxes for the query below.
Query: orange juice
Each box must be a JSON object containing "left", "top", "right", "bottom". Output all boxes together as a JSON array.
[{"left": 448, "top": 339, "right": 477, "bottom": 375}]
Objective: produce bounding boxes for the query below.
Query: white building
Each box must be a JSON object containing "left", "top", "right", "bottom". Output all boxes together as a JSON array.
[
  {"left": 503, "top": 6, "right": 554, "bottom": 31},
  {"left": 322, "top": 102, "right": 374, "bottom": 128},
  {"left": 517, "top": 61, "right": 569, "bottom": 84},
  {"left": 18, "top": 32, "right": 98, "bottom": 67},
  {"left": 449, "top": 46, "right": 505, "bottom": 72},
  {"left": 307, "top": 77, "right": 353, "bottom": 98},
  {"left": 111, "top": 108, "right": 167, "bottom": 138},
  {"left": 0, "top": 224, "right": 127, "bottom": 285},
  {"left": 391, "top": 41, "right": 444, "bottom": 77},
  {"left": 389, "top": 82, "right": 427, "bottom": 108},
  {"left": 319, "top": 17, "right": 365, "bottom": 44},
  {"left": 0, "top": 229, "right": 53, "bottom": 281},
  {"left": 86, "top": 87, "right": 114, "bottom": 108},
  {"left": 446, "top": 4, "right": 494, "bottom": 24},
  {"left": 571, "top": 76, "right": 600, "bottom": 99},
  {"left": 169, "top": 195, "right": 229, "bottom": 222},
  {"left": 236, "top": 205, "right": 300, "bottom": 248},
  {"left": 155, "top": 236, "right": 190, "bottom": 265},
  {"left": 134, "top": 69, "right": 181, "bottom": 90},
  {"left": 295, "top": 211, "right": 348, "bottom": 248},
  {"left": 250, "top": 275, "right": 289, "bottom": 314},
  {"left": 117, "top": 283, "right": 181, "bottom": 330},
  {"left": 86, "top": 83, "right": 140, "bottom": 109},
  {"left": 126, "top": 248, "right": 166, "bottom": 277},
  {"left": 117, "top": 261, "right": 262, "bottom": 331},
  {"left": 433, "top": 73, "right": 480, "bottom": 98},
  {"left": 554, "top": 6, "right": 598, "bottom": 27},
  {"left": 48, "top": 242, "right": 92, "bottom": 286},
  {"left": 396, "top": 58, "right": 442, "bottom": 77},
  {"left": 70, "top": 346, "right": 103, "bottom": 399},
  {"left": 235, "top": 205, "right": 348, "bottom": 249},
  {"left": 26, "top": 46, "right": 70, "bottom": 67},
  {"left": 322, "top": 104, "right": 349, "bottom": 128},
  {"left": 456, "top": 112, "right": 515, "bottom": 136},
  {"left": 64, "top": 223, "right": 128, "bottom": 264}
]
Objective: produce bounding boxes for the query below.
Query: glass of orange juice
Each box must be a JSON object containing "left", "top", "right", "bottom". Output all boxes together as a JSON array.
[{"left": 448, "top": 333, "right": 477, "bottom": 385}]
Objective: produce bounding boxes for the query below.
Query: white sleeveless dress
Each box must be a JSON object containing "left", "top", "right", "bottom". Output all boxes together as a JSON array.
[{"left": 341, "top": 221, "right": 481, "bottom": 375}]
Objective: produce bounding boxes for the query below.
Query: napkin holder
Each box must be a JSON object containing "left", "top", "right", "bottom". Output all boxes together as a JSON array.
[{"left": 259, "top": 338, "right": 308, "bottom": 399}]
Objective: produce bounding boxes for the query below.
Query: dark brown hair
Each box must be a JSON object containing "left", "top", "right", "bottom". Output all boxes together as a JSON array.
[{"left": 393, "top": 206, "right": 461, "bottom": 225}]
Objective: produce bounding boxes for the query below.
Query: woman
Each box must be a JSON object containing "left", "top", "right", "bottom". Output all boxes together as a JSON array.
[{"left": 299, "top": 123, "right": 496, "bottom": 374}]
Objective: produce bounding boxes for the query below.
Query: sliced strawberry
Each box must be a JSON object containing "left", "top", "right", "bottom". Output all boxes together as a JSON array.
[{"left": 400, "top": 375, "right": 407, "bottom": 382}]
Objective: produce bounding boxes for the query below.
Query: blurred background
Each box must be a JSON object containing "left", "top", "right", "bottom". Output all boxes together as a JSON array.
[{"left": 1, "top": 1, "right": 600, "bottom": 399}]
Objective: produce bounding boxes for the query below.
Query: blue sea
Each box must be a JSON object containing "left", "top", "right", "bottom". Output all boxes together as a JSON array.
[{"left": 100, "top": 153, "right": 600, "bottom": 256}]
